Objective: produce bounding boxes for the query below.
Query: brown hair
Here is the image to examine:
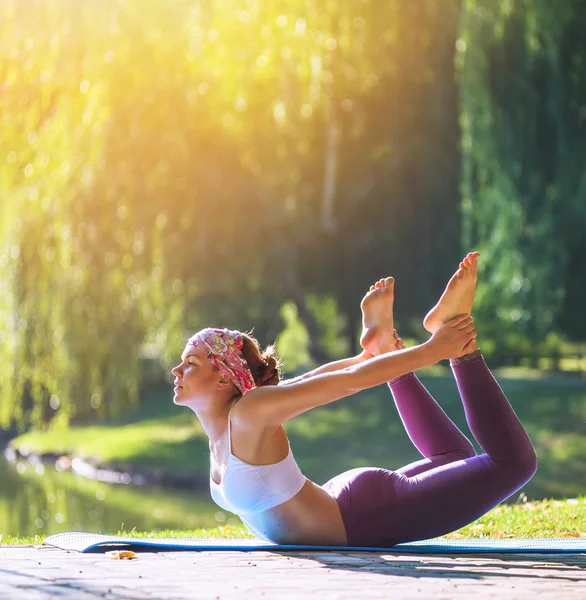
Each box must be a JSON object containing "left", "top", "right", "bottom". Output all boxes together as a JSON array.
[{"left": 239, "top": 331, "right": 282, "bottom": 390}]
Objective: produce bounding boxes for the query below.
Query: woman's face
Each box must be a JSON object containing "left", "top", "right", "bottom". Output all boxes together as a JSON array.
[{"left": 171, "top": 346, "right": 221, "bottom": 404}]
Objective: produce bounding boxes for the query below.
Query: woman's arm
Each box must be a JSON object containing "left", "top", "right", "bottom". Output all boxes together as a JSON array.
[
  {"left": 242, "top": 315, "right": 476, "bottom": 426},
  {"left": 279, "top": 351, "right": 373, "bottom": 386}
]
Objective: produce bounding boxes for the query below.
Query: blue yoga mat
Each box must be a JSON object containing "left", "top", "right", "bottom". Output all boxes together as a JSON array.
[{"left": 43, "top": 532, "right": 586, "bottom": 554}]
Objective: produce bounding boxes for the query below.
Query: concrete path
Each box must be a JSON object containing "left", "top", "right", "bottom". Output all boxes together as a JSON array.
[{"left": 1, "top": 545, "right": 584, "bottom": 600}]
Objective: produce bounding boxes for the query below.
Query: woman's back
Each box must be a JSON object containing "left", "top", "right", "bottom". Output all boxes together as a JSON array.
[
  {"left": 210, "top": 408, "right": 306, "bottom": 515},
  {"left": 209, "top": 405, "right": 348, "bottom": 545}
]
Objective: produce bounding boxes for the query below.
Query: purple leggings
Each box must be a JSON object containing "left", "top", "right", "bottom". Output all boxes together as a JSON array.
[{"left": 322, "top": 352, "right": 537, "bottom": 547}]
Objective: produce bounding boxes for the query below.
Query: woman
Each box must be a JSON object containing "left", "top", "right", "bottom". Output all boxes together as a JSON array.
[{"left": 171, "top": 253, "right": 537, "bottom": 547}]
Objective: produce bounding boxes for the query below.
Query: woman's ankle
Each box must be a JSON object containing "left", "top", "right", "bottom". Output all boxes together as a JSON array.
[
  {"left": 449, "top": 349, "right": 483, "bottom": 367},
  {"left": 388, "top": 372, "right": 416, "bottom": 386}
]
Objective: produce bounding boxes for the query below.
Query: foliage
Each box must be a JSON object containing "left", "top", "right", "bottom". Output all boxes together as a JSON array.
[
  {"left": 2, "top": 0, "right": 585, "bottom": 430},
  {"left": 444, "top": 497, "right": 586, "bottom": 539},
  {"left": 1, "top": 0, "right": 463, "bottom": 429},
  {"left": 459, "top": 0, "right": 586, "bottom": 347},
  {"left": 10, "top": 370, "right": 586, "bottom": 499},
  {"left": 3, "top": 497, "right": 585, "bottom": 544},
  {"left": 275, "top": 301, "right": 314, "bottom": 373},
  {"left": 123, "top": 500, "right": 586, "bottom": 538}
]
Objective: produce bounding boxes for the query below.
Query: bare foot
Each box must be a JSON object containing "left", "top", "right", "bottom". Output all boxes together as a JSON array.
[
  {"left": 459, "top": 338, "right": 479, "bottom": 356},
  {"left": 423, "top": 252, "right": 480, "bottom": 334},
  {"left": 360, "top": 277, "right": 395, "bottom": 356},
  {"left": 393, "top": 329, "right": 405, "bottom": 351}
]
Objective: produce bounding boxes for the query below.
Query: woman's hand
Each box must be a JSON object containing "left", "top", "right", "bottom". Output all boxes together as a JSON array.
[
  {"left": 427, "top": 314, "right": 477, "bottom": 360},
  {"left": 359, "top": 349, "right": 375, "bottom": 360}
]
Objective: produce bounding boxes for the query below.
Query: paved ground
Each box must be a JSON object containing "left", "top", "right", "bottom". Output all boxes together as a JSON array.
[{"left": 0, "top": 545, "right": 584, "bottom": 600}]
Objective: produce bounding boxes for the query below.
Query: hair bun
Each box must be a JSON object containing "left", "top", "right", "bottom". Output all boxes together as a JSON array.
[
  {"left": 238, "top": 333, "right": 283, "bottom": 391},
  {"left": 260, "top": 353, "right": 280, "bottom": 386}
]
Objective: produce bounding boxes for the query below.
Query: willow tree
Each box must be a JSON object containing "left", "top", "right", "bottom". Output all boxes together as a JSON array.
[
  {"left": 0, "top": 1, "right": 152, "bottom": 429},
  {"left": 1, "top": 0, "right": 464, "bottom": 431},
  {"left": 459, "top": 0, "right": 586, "bottom": 354}
]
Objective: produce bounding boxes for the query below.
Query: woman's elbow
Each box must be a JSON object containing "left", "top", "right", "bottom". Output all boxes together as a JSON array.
[{"left": 342, "top": 368, "right": 366, "bottom": 395}]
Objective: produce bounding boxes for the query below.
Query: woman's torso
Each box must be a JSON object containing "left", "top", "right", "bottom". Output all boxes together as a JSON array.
[{"left": 210, "top": 407, "right": 348, "bottom": 545}]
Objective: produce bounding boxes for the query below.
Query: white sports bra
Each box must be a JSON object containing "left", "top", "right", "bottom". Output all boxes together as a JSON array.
[{"left": 210, "top": 410, "right": 306, "bottom": 521}]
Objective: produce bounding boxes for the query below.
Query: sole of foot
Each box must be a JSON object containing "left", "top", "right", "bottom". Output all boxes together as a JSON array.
[
  {"left": 360, "top": 277, "right": 396, "bottom": 356},
  {"left": 423, "top": 252, "right": 480, "bottom": 334}
]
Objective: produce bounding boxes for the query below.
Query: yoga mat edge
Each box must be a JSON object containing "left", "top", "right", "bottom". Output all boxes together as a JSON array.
[{"left": 43, "top": 532, "right": 586, "bottom": 554}]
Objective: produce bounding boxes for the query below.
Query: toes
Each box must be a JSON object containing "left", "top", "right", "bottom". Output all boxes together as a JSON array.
[
  {"left": 371, "top": 277, "right": 395, "bottom": 291},
  {"left": 462, "top": 252, "right": 479, "bottom": 272},
  {"left": 465, "top": 251, "right": 480, "bottom": 267}
]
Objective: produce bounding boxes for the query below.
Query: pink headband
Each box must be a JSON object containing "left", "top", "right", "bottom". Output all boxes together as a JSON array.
[{"left": 188, "top": 328, "right": 256, "bottom": 395}]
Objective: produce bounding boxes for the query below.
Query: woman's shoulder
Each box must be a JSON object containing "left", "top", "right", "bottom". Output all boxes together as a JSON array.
[
  {"left": 230, "top": 391, "right": 278, "bottom": 430},
  {"left": 229, "top": 395, "right": 285, "bottom": 459}
]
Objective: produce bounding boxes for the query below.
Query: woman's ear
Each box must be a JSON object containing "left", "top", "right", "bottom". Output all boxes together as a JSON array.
[{"left": 216, "top": 374, "right": 233, "bottom": 392}]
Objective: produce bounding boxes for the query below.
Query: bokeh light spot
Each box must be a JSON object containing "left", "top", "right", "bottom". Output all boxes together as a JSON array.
[
  {"left": 294, "top": 19, "right": 306, "bottom": 36},
  {"left": 300, "top": 104, "right": 313, "bottom": 118},
  {"left": 341, "top": 99, "right": 353, "bottom": 112},
  {"left": 326, "top": 38, "right": 337, "bottom": 51}
]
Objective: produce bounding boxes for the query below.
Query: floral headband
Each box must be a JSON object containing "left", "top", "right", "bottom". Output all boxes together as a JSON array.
[{"left": 188, "top": 328, "right": 256, "bottom": 395}]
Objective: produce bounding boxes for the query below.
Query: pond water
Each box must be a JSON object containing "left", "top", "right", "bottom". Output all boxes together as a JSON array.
[{"left": 0, "top": 454, "right": 233, "bottom": 538}]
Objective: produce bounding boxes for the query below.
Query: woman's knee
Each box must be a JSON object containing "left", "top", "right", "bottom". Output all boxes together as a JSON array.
[
  {"left": 515, "top": 447, "right": 538, "bottom": 484},
  {"left": 495, "top": 446, "right": 538, "bottom": 487},
  {"left": 447, "top": 443, "right": 477, "bottom": 461}
]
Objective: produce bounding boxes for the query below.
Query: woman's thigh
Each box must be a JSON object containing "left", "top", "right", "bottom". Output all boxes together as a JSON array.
[
  {"left": 396, "top": 447, "right": 477, "bottom": 478},
  {"left": 324, "top": 455, "right": 532, "bottom": 547}
]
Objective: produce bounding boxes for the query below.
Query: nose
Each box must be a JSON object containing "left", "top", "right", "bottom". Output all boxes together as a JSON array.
[{"left": 171, "top": 364, "right": 182, "bottom": 377}]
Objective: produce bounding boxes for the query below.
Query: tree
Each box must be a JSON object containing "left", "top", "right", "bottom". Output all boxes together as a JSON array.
[
  {"left": 1, "top": 0, "right": 464, "bottom": 430},
  {"left": 459, "top": 0, "right": 586, "bottom": 352}
]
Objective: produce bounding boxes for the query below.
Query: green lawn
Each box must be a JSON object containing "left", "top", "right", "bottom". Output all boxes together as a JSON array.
[
  {"left": 10, "top": 368, "right": 586, "bottom": 500},
  {"left": 3, "top": 498, "right": 585, "bottom": 545}
]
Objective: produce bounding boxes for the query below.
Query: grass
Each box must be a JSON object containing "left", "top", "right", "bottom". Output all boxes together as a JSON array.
[
  {"left": 10, "top": 368, "right": 586, "bottom": 499},
  {"left": 11, "top": 383, "right": 211, "bottom": 474},
  {"left": 3, "top": 498, "right": 585, "bottom": 546},
  {"left": 12, "top": 414, "right": 209, "bottom": 473}
]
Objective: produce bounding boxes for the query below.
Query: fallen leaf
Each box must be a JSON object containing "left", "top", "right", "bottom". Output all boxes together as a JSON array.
[{"left": 106, "top": 550, "right": 137, "bottom": 560}]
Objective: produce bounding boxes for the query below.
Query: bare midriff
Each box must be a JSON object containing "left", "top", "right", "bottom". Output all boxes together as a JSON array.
[
  {"left": 223, "top": 415, "right": 348, "bottom": 545},
  {"left": 242, "top": 479, "right": 348, "bottom": 545}
]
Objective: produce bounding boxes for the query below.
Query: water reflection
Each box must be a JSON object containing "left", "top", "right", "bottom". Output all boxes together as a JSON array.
[{"left": 0, "top": 454, "right": 230, "bottom": 537}]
